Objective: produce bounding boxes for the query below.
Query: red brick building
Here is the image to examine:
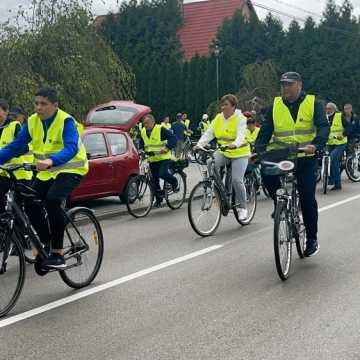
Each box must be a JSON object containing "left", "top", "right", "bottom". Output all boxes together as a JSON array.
[{"left": 179, "top": 0, "right": 253, "bottom": 60}]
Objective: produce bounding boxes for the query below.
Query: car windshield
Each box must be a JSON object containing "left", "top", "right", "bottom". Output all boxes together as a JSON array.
[{"left": 88, "top": 106, "right": 137, "bottom": 125}]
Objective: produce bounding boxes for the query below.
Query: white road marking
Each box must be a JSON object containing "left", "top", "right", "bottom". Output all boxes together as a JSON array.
[
  {"left": 318, "top": 193, "right": 360, "bottom": 213},
  {"left": 0, "top": 245, "right": 223, "bottom": 328},
  {"left": 1, "top": 192, "right": 360, "bottom": 329}
]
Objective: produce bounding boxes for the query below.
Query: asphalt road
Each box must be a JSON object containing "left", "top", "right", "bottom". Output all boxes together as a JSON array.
[{"left": 1, "top": 177, "right": 360, "bottom": 359}]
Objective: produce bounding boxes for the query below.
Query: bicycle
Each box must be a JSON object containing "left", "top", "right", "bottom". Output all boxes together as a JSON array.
[
  {"left": 0, "top": 163, "right": 104, "bottom": 318},
  {"left": 255, "top": 146, "right": 306, "bottom": 281},
  {"left": 187, "top": 146, "right": 257, "bottom": 237},
  {"left": 181, "top": 135, "right": 198, "bottom": 163},
  {"left": 125, "top": 151, "right": 187, "bottom": 218},
  {"left": 320, "top": 143, "right": 350, "bottom": 193},
  {"left": 344, "top": 139, "right": 360, "bottom": 182}
]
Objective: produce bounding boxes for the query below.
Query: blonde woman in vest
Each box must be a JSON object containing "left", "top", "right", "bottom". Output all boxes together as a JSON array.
[
  {"left": 325, "top": 102, "right": 351, "bottom": 190},
  {"left": 196, "top": 94, "right": 250, "bottom": 221},
  {"left": 0, "top": 88, "right": 88, "bottom": 268},
  {"left": 255, "top": 72, "right": 330, "bottom": 257}
]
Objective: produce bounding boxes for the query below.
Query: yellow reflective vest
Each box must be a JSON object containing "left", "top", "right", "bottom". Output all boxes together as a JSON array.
[
  {"left": 272, "top": 95, "right": 316, "bottom": 157},
  {"left": 182, "top": 119, "right": 190, "bottom": 129},
  {"left": 201, "top": 120, "right": 211, "bottom": 134},
  {"left": 141, "top": 125, "right": 171, "bottom": 163},
  {"left": 213, "top": 112, "right": 251, "bottom": 158},
  {"left": 28, "top": 109, "right": 89, "bottom": 181},
  {"left": 246, "top": 127, "right": 260, "bottom": 145},
  {"left": 0, "top": 121, "right": 33, "bottom": 180},
  {"left": 327, "top": 113, "right": 347, "bottom": 145},
  {"left": 161, "top": 122, "right": 171, "bottom": 130}
]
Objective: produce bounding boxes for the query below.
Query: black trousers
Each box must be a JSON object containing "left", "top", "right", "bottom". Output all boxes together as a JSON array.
[
  {"left": 0, "top": 176, "right": 11, "bottom": 213},
  {"left": 262, "top": 158, "right": 318, "bottom": 241},
  {"left": 25, "top": 173, "right": 82, "bottom": 250},
  {"left": 149, "top": 160, "right": 178, "bottom": 200}
]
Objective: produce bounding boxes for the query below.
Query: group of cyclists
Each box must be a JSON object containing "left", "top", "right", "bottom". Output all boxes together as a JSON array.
[
  {"left": 136, "top": 71, "right": 360, "bottom": 260},
  {"left": 0, "top": 71, "right": 358, "bottom": 277}
]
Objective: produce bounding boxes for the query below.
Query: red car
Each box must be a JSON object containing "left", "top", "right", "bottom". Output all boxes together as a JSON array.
[{"left": 70, "top": 101, "right": 151, "bottom": 203}]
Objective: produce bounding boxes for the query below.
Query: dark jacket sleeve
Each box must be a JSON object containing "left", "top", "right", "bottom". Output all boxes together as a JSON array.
[
  {"left": 341, "top": 115, "right": 353, "bottom": 137},
  {"left": 311, "top": 100, "right": 330, "bottom": 150},
  {"left": 161, "top": 128, "right": 177, "bottom": 150},
  {"left": 254, "top": 106, "right": 274, "bottom": 153}
]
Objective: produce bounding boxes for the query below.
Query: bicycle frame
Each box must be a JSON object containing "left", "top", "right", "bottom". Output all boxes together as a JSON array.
[
  {"left": 202, "top": 153, "right": 234, "bottom": 216},
  {"left": 1, "top": 180, "right": 90, "bottom": 272}
]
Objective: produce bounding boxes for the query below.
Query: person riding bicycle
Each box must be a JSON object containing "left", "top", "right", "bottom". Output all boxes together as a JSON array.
[
  {"left": 0, "top": 99, "right": 33, "bottom": 214},
  {"left": 196, "top": 94, "right": 250, "bottom": 221},
  {"left": 139, "top": 114, "right": 178, "bottom": 207},
  {"left": 0, "top": 88, "right": 88, "bottom": 268},
  {"left": 325, "top": 102, "right": 352, "bottom": 190},
  {"left": 246, "top": 118, "right": 260, "bottom": 147},
  {"left": 254, "top": 72, "right": 330, "bottom": 257},
  {"left": 198, "top": 114, "right": 211, "bottom": 135},
  {"left": 172, "top": 113, "right": 187, "bottom": 158},
  {"left": 181, "top": 113, "right": 192, "bottom": 135}
]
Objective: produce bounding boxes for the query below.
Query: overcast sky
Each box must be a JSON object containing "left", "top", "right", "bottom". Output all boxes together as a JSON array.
[{"left": 1, "top": 0, "right": 360, "bottom": 25}]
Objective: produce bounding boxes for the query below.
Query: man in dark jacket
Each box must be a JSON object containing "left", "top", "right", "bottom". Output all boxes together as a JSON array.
[{"left": 255, "top": 72, "right": 330, "bottom": 257}]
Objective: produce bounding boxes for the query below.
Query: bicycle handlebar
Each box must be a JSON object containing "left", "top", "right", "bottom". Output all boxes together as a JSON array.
[{"left": 0, "top": 163, "right": 37, "bottom": 174}]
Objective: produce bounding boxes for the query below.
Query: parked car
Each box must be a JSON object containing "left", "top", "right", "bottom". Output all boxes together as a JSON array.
[{"left": 70, "top": 101, "right": 151, "bottom": 203}]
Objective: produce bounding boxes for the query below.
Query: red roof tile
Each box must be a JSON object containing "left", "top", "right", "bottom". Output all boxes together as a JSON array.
[{"left": 179, "top": 0, "right": 251, "bottom": 60}]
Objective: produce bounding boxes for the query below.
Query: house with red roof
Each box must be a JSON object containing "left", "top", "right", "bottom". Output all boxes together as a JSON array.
[
  {"left": 179, "top": 0, "right": 254, "bottom": 60},
  {"left": 95, "top": 0, "right": 255, "bottom": 61}
]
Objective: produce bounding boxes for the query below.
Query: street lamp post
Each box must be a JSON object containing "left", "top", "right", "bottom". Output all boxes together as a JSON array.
[{"left": 214, "top": 44, "right": 220, "bottom": 100}]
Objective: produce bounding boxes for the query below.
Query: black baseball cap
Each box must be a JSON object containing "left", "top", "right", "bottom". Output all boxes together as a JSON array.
[
  {"left": 280, "top": 72, "right": 302, "bottom": 83},
  {"left": 10, "top": 106, "right": 26, "bottom": 116}
]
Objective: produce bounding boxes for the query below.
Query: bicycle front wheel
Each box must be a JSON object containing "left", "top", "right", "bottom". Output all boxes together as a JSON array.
[
  {"left": 274, "top": 201, "right": 292, "bottom": 281},
  {"left": 188, "top": 181, "right": 222, "bottom": 237},
  {"left": 0, "top": 231, "right": 26, "bottom": 318},
  {"left": 125, "top": 175, "right": 153, "bottom": 218},
  {"left": 234, "top": 174, "right": 257, "bottom": 225},
  {"left": 165, "top": 171, "right": 187, "bottom": 210},
  {"left": 345, "top": 154, "right": 360, "bottom": 182},
  {"left": 60, "top": 207, "right": 104, "bottom": 289}
]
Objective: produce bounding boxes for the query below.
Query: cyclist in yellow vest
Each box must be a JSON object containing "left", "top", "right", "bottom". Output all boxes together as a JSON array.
[
  {"left": 9, "top": 106, "right": 34, "bottom": 173},
  {"left": 182, "top": 113, "right": 193, "bottom": 136},
  {"left": 0, "top": 88, "right": 88, "bottom": 268},
  {"left": 140, "top": 114, "right": 178, "bottom": 207},
  {"left": 161, "top": 116, "right": 172, "bottom": 130},
  {"left": 0, "top": 99, "right": 33, "bottom": 213},
  {"left": 255, "top": 72, "right": 330, "bottom": 257},
  {"left": 245, "top": 119, "right": 260, "bottom": 148},
  {"left": 325, "top": 102, "right": 351, "bottom": 190},
  {"left": 196, "top": 94, "right": 250, "bottom": 221},
  {"left": 198, "top": 114, "right": 211, "bottom": 135}
]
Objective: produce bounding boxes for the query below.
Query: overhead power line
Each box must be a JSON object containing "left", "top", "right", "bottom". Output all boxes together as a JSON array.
[{"left": 269, "top": 0, "right": 322, "bottom": 19}]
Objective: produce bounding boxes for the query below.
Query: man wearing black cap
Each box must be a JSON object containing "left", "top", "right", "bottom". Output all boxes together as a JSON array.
[{"left": 255, "top": 72, "right": 330, "bottom": 257}]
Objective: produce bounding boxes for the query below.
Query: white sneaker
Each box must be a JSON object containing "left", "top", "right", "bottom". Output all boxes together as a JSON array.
[{"left": 238, "top": 208, "right": 248, "bottom": 220}]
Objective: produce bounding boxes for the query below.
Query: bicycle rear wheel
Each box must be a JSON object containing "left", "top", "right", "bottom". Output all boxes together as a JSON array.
[
  {"left": 60, "top": 207, "right": 104, "bottom": 289},
  {"left": 274, "top": 201, "right": 292, "bottom": 281},
  {"left": 234, "top": 173, "right": 257, "bottom": 225},
  {"left": 188, "top": 181, "right": 222, "bottom": 237},
  {"left": 345, "top": 154, "right": 360, "bottom": 182},
  {"left": 322, "top": 157, "right": 329, "bottom": 194},
  {"left": 125, "top": 175, "right": 153, "bottom": 218},
  {"left": 165, "top": 171, "right": 187, "bottom": 210},
  {"left": 0, "top": 230, "right": 25, "bottom": 318}
]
